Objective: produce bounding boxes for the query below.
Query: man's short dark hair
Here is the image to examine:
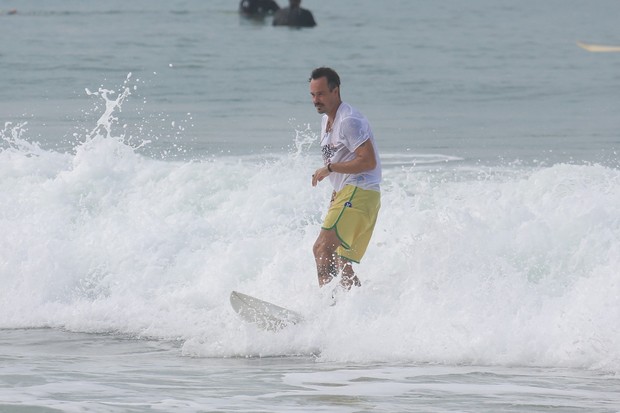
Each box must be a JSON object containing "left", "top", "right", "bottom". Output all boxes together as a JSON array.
[{"left": 309, "top": 67, "right": 340, "bottom": 91}]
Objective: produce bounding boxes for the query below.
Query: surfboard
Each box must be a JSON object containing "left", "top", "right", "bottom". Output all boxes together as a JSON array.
[
  {"left": 229, "top": 290, "right": 304, "bottom": 331},
  {"left": 577, "top": 41, "right": 620, "bottom": 53}
]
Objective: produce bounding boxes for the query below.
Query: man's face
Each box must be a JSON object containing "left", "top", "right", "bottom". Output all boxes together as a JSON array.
[{"left": 310, "top": 77, "right": 339, "bottom": 115}]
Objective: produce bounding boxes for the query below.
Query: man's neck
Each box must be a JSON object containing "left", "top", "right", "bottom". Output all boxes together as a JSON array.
[{"left": 327, "top": 101, "right": 342, "bottom": 122}]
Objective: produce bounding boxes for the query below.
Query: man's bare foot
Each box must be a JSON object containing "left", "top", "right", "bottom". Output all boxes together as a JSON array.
[{"left": 340, "top": 274, "right": 361, "bottom": 290}]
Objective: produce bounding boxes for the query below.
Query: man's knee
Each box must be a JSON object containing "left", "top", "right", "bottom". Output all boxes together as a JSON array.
[{"left": 313, "top": 230, "right": 340, "bottom": 257}]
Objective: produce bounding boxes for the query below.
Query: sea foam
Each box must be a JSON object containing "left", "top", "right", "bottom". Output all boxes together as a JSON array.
[{"left": 1, "top": 81, "right": 619, "bottom": 373}]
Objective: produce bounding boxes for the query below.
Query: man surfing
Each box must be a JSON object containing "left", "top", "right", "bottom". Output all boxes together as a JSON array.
[{"left": 308, "top": 67, "right": 382, "bottom": 292}]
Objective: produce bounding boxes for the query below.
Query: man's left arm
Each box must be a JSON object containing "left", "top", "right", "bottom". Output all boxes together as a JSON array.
[
  {"left": 330, "top": 139, "right": 376, "bottom": 174},
  {"left": 312, "top": 139, "right": 376, "bottom": 186}
]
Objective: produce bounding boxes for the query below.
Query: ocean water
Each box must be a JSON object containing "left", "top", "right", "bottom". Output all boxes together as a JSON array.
[{"left": 2, "top": 0, "right": 620, "bottom": 411}]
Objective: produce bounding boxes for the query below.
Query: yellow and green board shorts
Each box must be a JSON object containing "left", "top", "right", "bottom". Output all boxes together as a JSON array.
[{"left": 322, "top": 185, "right": 381, "bottom": 263}]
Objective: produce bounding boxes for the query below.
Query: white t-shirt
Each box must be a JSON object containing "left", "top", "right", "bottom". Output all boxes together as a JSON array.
[{"left": 320, "top": 102, "right": 382, "bottom": 192}]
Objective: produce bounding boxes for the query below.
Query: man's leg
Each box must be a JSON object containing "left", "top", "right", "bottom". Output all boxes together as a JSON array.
[{"left": 313, "top": 228, "right": 341, "bottom": 287}]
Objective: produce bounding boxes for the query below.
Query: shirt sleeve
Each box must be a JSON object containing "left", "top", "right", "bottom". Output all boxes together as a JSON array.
[{"left": 340, "top": 116, "right": 371, "bottom": 152}]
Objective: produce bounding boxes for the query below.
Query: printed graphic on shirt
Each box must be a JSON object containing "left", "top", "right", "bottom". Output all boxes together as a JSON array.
[{"left": 322, "top": 143, "right": 336, "bottom": 164}]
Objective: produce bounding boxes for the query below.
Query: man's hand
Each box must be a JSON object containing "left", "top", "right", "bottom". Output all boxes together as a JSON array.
[{"left": 312, "top": 165, "right": 330, "bottom": 187}]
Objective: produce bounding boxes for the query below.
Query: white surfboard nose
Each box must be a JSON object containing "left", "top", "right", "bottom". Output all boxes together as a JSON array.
[{"left": 230, "top": 290, "right": 304, "bottom": 331}]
